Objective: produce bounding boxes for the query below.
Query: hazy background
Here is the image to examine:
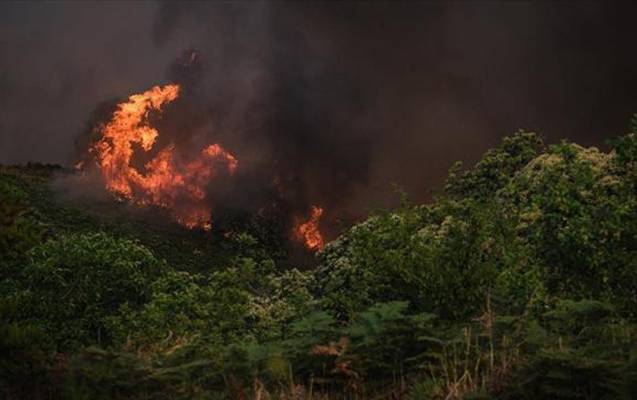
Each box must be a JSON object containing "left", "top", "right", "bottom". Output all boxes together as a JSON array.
[{"left": 2, "top": 1, "right": 637, "bottom": 214}]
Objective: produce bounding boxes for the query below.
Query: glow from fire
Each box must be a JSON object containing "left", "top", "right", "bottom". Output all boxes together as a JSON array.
[
  {"left": 295, "top": 205, "right": 325, "bottom": 251},
  {"left": 90, "top": 84, "right": 237, "bottom": 229}
]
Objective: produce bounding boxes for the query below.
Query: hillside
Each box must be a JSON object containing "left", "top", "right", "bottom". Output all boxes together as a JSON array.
[{"left": 2, "top": 127, "right": 637, "bottom": 399}]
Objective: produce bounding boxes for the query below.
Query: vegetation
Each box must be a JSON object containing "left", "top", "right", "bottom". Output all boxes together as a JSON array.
[{"left": 2, "top": 119, "right": 637, "bottom": 399}]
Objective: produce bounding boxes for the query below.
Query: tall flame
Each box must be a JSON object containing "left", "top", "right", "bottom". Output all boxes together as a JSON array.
[
  {"left": 91, "top": 84, "right": 237, "bottom": 229},
  {"left": 295, "top": 205, "right": 325, "bottom": 251}
]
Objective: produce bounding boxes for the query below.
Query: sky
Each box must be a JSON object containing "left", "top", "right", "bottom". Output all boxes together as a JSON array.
[{"left": 1, "top": 1, "right": 637, "bottom": 212}]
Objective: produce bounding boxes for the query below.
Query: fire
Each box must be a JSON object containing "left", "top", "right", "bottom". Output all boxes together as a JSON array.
[
  {"left": 295, "top": 205, "right": 325, "bottom": 251},
  {"left": 90, "top": 84, "right": 237, "bottom": 229}
]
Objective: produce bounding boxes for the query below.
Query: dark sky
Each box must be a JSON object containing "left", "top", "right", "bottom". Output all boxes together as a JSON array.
[{"left": 1, "top": 1, "right": 637, "bottom": 210}]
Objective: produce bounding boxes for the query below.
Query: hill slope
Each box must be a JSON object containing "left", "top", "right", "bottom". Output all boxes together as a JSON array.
[{"left": 2, "top": 126, "right": 637, "bottom": 399}]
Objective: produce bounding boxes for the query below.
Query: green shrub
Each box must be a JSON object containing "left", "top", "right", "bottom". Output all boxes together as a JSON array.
[
  {"left": 444, "top": 131, "right": 544, "bottom": 200},
  {"left": 0, "top": 299, "right": 53, "bottom": 399},
  {"left": 502, "top": 141, "right": 637, "bottom": 314},
  {"left": 17, "top": 232, "right": 166, "bottom": 350},
  {"left": 0, "top": 178, "right": 44, "bottom": 277}
]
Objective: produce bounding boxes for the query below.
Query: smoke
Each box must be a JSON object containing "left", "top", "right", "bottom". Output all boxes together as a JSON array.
[
  {"left": 2, "top": 1, "right": 637, "bottom": 230},
  {"left": 108, "top": 2, "right": 380, "bottom": 233}
]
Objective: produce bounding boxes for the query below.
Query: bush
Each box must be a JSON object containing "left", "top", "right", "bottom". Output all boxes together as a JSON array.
[
  {"left": 316, "top": 134, "right": 637, "bottom": 321},
  {"left": 3, "top": 124, "right": 637, "bottom": 399},
  {"left": 16, "top": 232, "right": 166, "bottom": 350},
  {"left": 0, "top": 178, "right": 44, "bottom": 277},
  {"left": 0, "top": 299, "right": 53, "bottom": 399},
  {"left": 444, "top": 131, "right": 544, "bottom": 200},
  {"left": 314, "top": 198, "right": 525, "bottom": 320},
  {"left": 502, "top": 141, "right": 637, "bottom": 314}
]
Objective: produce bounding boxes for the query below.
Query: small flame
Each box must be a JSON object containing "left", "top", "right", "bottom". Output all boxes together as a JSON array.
[
  {"left": 90, "top": 84, "right": 237, "bottom": 229},
  {"left": 295, "top": 205, "right": 325, "bottom": 251}
]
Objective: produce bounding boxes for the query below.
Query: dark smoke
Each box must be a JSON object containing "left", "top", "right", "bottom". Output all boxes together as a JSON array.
[{"left": 2, "top": 2, "right": 637, "bottom": 233}]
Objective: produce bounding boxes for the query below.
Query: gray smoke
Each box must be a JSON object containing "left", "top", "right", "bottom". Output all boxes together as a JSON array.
[{"left": 2, "top": 1, "right": 637, "bottom": 227}]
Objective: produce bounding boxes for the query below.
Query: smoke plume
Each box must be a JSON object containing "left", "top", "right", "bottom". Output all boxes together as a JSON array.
[{"left": 2, "top": 2, "right": 637, "bottom": 235}]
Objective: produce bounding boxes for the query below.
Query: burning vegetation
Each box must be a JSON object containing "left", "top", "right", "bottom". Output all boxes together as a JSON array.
[
  {"left": 80, "top": 81, "right": 326, "bottom": 251},
  {"left": 7, "top": 128, "right": 637, "bottom": 399},
  {"left": 88, "top": 84, "right": 237, "bottom": 230},
  {"left": 295, "top": 205, "right": 325, "bottom": 251}
]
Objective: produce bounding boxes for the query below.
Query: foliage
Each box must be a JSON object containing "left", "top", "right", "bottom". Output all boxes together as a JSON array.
[
  {"left": 15, "top": 232, "right": 166, "bottom": 350},
  {"left": 503, "top": 300, "right": 637, "bottom": 400},
  {"left": 0, "top": 299, "right": 53, "bottom": 400},
  {"left": 316, "top": 133, "right": 637, "bottom": 321},
  {"left": 315, "top": 201, "right": 504, "bottom": 320},
  {"left": 2, "top": 120, "right": 637, "bottom": 399},
  {"left": 501, "top": 142, "right": 637, "bottom": 313},
  {"left": 444, "top": 131, "right": 544, "bottom": 200},
  {"left": 0, "top": 176, "right": 44, "bottom": 281}
]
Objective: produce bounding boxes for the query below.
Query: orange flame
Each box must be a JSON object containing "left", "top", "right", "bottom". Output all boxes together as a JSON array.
[
  {"left": 295, "top": 205, "right": 325, "bottom": 251},
  {"left": 90, "top": 84, "right": 237, "bottom": 229}
]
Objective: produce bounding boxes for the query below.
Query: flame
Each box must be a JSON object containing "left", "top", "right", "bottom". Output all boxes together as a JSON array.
[
  {"left": 295, "top": 205, "right": 325, "bottom": 251},
  {"left": 90, "top": 84, "right": 237, "bottom": 229}
]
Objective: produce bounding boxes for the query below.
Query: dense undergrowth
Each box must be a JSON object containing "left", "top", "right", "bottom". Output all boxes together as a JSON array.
[{"left": 2, "top": 118, "right": 637, "bottom": 399}]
